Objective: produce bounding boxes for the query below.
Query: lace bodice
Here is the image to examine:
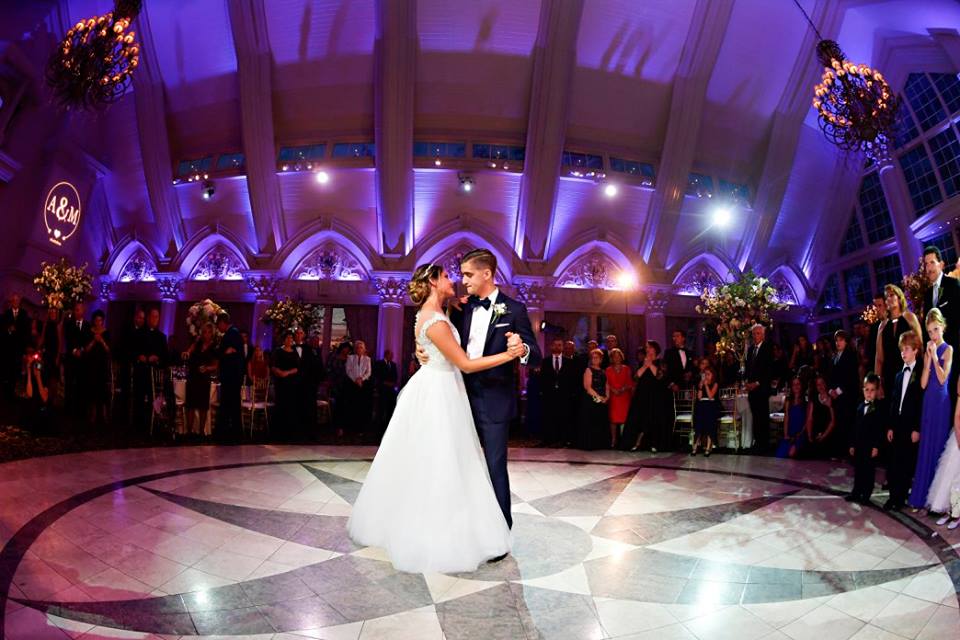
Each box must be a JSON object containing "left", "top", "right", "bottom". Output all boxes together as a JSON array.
[{"left": 416, "top": 311, "right": 459, "bottom": 371}]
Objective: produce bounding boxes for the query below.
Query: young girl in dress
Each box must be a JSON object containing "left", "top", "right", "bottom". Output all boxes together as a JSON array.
[
  {"left": 777, "top": 376, "right": 811, "bottom": 459},
  {"left": 691, "top": 367, "right": 719, "bottom": 456},
  {"left": 925, "top": 359, "right": 960, "bottom": 529},
  {"left": 909, "top": 308, "right": 953, "bottom": 512}
]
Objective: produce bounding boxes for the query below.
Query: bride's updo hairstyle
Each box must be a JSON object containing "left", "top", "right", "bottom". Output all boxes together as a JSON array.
[{"left": 408, "top": 263, "right": 443, "bottom": 307}]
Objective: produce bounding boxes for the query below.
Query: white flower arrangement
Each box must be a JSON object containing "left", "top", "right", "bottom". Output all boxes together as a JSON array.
[
  {"left": 186, "top": 299, "right": 227, "bottom": 338},
  {"left": 695, "top": 270, "right": 787, "bottom": 361},
  {"left": 262, "top": 297, "right": 322, "bottom": 335},
  {"left": 32, "top": 259, "right": 92, "bottom": 309}
]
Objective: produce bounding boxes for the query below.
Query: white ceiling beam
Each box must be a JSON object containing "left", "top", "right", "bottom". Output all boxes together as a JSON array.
[
  {"left": 227, "top": 0, "right": 287, "bottom": 255},
  {"left": 637, "top": 0, "right": 735, "bottom": 269}
]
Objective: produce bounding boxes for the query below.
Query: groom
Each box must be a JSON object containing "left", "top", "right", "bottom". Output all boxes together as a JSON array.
[{"left": 420, "top": 248, "right": 542, "bottom": 535}]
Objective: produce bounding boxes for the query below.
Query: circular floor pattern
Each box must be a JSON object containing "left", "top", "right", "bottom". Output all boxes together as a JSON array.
[{"left": 0, "top": 446, "right": 957, "bottom": 640}]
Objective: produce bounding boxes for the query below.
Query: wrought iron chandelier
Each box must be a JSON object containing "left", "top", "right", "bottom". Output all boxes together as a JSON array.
[
  {"left": 793, "top": 0, "right": 898, "bottom": 158},
  {"left": 46, "top": 0, "right": 142, "bottom": 110}
]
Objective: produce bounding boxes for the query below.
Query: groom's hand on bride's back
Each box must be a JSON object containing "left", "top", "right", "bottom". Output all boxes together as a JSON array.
[{"left": 415, "top": 343, "right": 429, "bottom": 365}]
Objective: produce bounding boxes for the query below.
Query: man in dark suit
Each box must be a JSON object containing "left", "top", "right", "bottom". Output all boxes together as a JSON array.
[
  {"left": 664, "top": 329, "right": 695, "bottom": 392},
  {"left": 885, "top": 330, "right": 923, "bottom": 511},
  {"left": 445, "top": 249, "right": 541, "bottom": 538},
  {"left": 539, "top": 338, "right": 578, "bottom": 447},
  {"left": 745, "top": 324, "right": 774, "bottom": 453},
  {"left": 2, "top": 293, "right": 33, "bottom": 398},
  {"left": 294, "top": 327, "right": 322, "bottom": 436},
  {"left": 373, "top": 349, "right": 399, "bottom": 437},
  {"left": 923, "top": 246, "right": 960, "bottom": 408},
  {"left": 829, "top": 330, "right": 862, "bottom": 458},
  {"left": 216, "top": 312, "right": 244, "bottom": 443},
  {"left": 64, "top": 301, "right": 92, "bottom": 416},
  {"left": 132, "top": 307, "right": 168, "bottom": 432},
  {"left": 240, "top": 331, "right": 254, "bottom": 366}
]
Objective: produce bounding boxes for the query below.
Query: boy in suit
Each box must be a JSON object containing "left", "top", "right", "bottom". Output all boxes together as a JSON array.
[
  {"left": 885, "top": 330, "right": 923, "bottom": 511},
  {"left": 845, "top": 373, "right": 884, "bottom": 505}
]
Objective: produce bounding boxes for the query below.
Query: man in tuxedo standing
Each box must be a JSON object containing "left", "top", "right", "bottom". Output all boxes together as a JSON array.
[
  {"left": 885, "top": 330, "right": 923, "bottom": 511},
  {"left": 64, "top": 301, "right": 92, "bottom": 417},
  {"left": 240, "top": 331, "right": 254, "bottom": 366},
  {"left": 664, "top": 329, "right": 695, "bottom": 392},
  {"left": 829, "top": 330, "right": 862, "bottom": 458},
  {"left": 923, "top": 246, "right": 960, "bottom": 407},
  {"left": 745, "top": 324, "right": 774, "bottom": 453},
  {"left": 216, "top": 313, "right": 244, "bottom": 443},
  {"left": 294, "top": 327, "right": 322, "bottom": 436},
  {"left": 373, "top": 349, "right": 399, "bottom": 437},
  {"left": 2, "top": 293, "right": 33, "bottom": 398},
  {"left": 539, "top": 338, "right": 577, "bottom": 447},
  {"left": 132, "top": 308, "right": 168, "bottom": 432}
]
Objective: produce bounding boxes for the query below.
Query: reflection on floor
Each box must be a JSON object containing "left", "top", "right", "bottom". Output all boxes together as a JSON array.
[{"left": 0, "top": 446, "right": 957, "bottom": 639}]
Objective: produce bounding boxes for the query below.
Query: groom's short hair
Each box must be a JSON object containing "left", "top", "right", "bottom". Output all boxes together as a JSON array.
[{"left": 460, "top": 248, "right": 497, "bottom": 275}]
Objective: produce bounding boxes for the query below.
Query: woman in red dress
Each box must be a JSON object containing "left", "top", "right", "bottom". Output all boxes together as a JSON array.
[{"left": 606, "top": 348, "right": 634, "bottom": 449}]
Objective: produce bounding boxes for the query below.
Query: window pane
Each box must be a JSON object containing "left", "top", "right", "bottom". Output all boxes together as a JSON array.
[
  {"left": 872, "top": 254, "right": 902, "bottom": 290},
  {"left": 215, "top": 153, "right": 245, "bottom": 171},
  {"left": 843, "top": 264, "right": 872, "bottom": 307},
  {"left": 928, "top": 127, "right": 960, "bottom": 198},
  {"left": 899, "top": 145, "right": 943, "bottom": 216},
  {"left": 839, "top": 210, "right": 864, "bottom": 255},
  {"left": 893, "top": 97, "right": 919, "bottom": 149},
  {"left": 332, "top": 142, "right": 375, "bottom": 158},
  {"left": 817, "top": 273, "right": 842, "bottom": 313},
  {"left": 686, "top": 173, "right": 714, "bottom": 197},
  {"left": 904, "top": 73, "right": 946, "bottom": 131},
  {"left": 932, "top": 72, "right": 960, "bottom": 114},
  {"left": 858, "top": 173, "right": 894, "bottom": 241}
]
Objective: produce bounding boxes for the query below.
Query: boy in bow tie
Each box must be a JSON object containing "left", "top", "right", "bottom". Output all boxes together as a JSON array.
[
  {"left": 845, "top": 373, "right": 884, "bottom": 505},
  {"left": 885, "top": 331, "right": 923, "bottom": 511}
]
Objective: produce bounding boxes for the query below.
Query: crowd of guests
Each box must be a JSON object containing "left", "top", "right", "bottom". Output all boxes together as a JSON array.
[{"left": 0, "top": 298, "right": 399, "bottom": 444}]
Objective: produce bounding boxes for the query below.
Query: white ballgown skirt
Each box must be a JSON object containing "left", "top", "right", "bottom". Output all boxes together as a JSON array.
[
  {"left": 926, "top": 432, "right": 960, "bottom": 513},
  {"left": 347, "top": 361, "right": 511, "bottom": 573}
]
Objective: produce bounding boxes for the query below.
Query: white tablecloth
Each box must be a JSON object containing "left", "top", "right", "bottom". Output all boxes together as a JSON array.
[{"left": 736, "top": 393, "right": 786, "bottom": 449}]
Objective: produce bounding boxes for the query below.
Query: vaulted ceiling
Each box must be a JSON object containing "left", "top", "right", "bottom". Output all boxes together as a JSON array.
[{"left": 3, "top": 0, "right": 960, "bottom": 294}]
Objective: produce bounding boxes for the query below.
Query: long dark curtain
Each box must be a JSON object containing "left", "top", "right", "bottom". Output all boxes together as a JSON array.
[{"left": 343, "top": 305, "right": 379, "bottom": 354}]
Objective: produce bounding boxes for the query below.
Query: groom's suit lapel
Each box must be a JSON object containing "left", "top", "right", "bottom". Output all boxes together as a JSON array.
[
  {"left": 483, "top": 294, "right": 510, "bottom": 355},
  {"left": 460, "top": 304, "right": 472, "bottom": 351}
]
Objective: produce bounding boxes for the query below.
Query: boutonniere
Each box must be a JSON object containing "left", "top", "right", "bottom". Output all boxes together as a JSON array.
[{"left": 491, "top": 302, "right": 509, "bottom": 323}]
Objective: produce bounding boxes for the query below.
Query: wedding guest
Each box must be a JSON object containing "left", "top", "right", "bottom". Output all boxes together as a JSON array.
[
  {"left": 624, "top": 340, "right": 669, "bottom": 452},
  {"left": 240, "top": 330, "right": 253, "bottom": 365},
  {"left": 577, "top": 348, "right": 608, "bottom": 450},
  {"left": 805, "top": 374, "right": 837, "bottom": 459},
  {"left": 664, "top": 330, "right": 694, "bottom": 392},
  {"left": 373, "top": 349, "right": 399, "bottom": 437},
  {"left": 296, "top": 329, "right": 323, "bottom": 434},
  {"left": 789, "top": 335, "right": 815, "bottom": 374},
  {"left": 814, "top": 336, "right": 835, "bottom": 381},
  {"left": 2, "top": 293, "right": 32, "bottom": 397},
  {"left": 132, "top": 308, "right": 167, "bottom": 433},
  {"left": 692, "top": 367, "right": 719, "bottom": 456},
  {"left": 771, "top": 343, "right": 789, "bottom": 390},
  {"left": 720, "top": 350, "right": 740, "bottom": 386},
  {"left": 116, "top": 308, "right": 145, "bottom": 423},
  {"left": 576, "top": 339, "right": 600, "bottom": 373},
  {"left": 744, "top": 324, "right": 773, "bottom": 453},
  {"left": 83, "top": 310, "right": 111, "bottom": 428},
  {"left": 601, "top": 334, "right": 618, "bottom": 369},
  {"left": 271, "top": 330, "right": 301, "bottom": 440},
  {"left": 923, "top": 246, "right": 960, "bottom": 407},
  {"left": 64, "top": 301, "right": 91, "bottom": 417},
  {"left": 865, "top": 292, "right": 886, "bottom": 369},
  {"left": 215, "top": 312, "right": 244, "bottom": 443},
  {"left": 776, "top": 377, "right": 811, "bottom": 459},
  {"left": 605, "top": 348, "right": 632, "bottom": 449},
  {"left": 875, "top": 284, "right": 922, "bottom": 400},
  {"left": 18, "top": 347, "right": 51, "bottom": 434},
  {"left": 182, "top": 322, "right": 218, "bottom": 437},
  {"left": 346, "top": 340, "right": 373, "bottom": 434},
  {"left": 885, "top": 330, "right": 923, "bottom": 510},
  {"left": 247, "top": 346, "right": 269, "bottom": 381},
  {"left": 39, "top": 307, "right": 60, "bottom": 389},
  {"left": 845, "top": 374, "right": 885, "bottom": 505},
  {"left": 328, "top": 342, "right": 351, "bottom": 437},
  {"left": 829, "top": 330, "right": 861, "bottom": 458},
  {"left": 908, "top": 309, "right": 953, "bottom": 511},
  {"left": 540, "top": 339, "right": 578, "bottom": 447}
]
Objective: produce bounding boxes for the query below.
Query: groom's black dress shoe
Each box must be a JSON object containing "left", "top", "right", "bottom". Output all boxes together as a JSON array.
[{"left": 488, "top": 553, "right": 509, "bottom": 563}]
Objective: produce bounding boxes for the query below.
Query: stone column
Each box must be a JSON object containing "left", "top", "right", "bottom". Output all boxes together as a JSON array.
[
  {"left": 878, "top": 158, "right": 921, "bottom": 273},
  {"left": 97, "top": 279, "right": 114, "bottom": 321},
  {"left": 155, "top": 277, "right": 183, "bottom": 339},
  {"left": 245, "top": 273, "right": 279, "bottom": 350},
  {"left": 514, "top": 280, "right": 546, "bottom": 355},
  {"left": 644, "top": 290, "right": 670, "bottom": 348},
  {"left": 374, "top": 277, "right": 408, "bottom": 360},
  {"left": 321, "top": 304, "right": 334, "bottom": 363}
]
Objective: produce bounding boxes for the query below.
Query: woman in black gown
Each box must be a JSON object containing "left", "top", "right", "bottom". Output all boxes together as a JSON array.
[
  {"left": 624, "top": 340, "right": 671, "bottom": 452},
  {"left": 83, "top": 310, "right": 111, "bottom": 428},
  {"left": 184, "top": 322, "right": 218, "bottom": 437},
  {"left": 576, "top": 348, "right": 609, "bottom": 450},
  {"left": 875, "top": 284, "right": 921, "bottom": 400},
  {"left": 271, "top": 331, "right": 301, "bottom": 440}
]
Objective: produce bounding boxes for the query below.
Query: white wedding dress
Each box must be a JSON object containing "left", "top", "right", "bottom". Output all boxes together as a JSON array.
[
  {"left": 347, "top": 311, "right": 511, "bottom": 573},
  {"left": 926, "top": 431, "right": 960, "bottom": 512}
]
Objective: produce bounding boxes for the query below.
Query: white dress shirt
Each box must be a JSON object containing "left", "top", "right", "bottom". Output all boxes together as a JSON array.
[
  {"left": 899, "top": 362, "right": 914, "bottom": 413},
  {"left": 679, "top": 349, "right": 687, "bottom": 370},
  {"left": 466, "top": 288, "right": 530, "bottom": 364},
  {"left": 933, "top": 272, "right": 944, "bottom": 307}
]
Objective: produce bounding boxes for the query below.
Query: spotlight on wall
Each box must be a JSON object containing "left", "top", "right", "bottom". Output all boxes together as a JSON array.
[
  {"left": 434, "top": 158, "right": 442, "bottom": 167},
  {"left": 603, "top": 182, "right": 619, "bottom": 198},
  {"left": 201, "top": 179, "right": 215, "bottom": 200},
  {"left": 711, "top": 205, "right": 733, "bottom": 228},
  {"left": 615, "top": 271, "right": 638, "bottom": 290},
  {"left": 458, "top": 173, "right": 475, "bottom": 193},
  {"left": 314, "top": 170, "right": 330, "bottom": 185}
]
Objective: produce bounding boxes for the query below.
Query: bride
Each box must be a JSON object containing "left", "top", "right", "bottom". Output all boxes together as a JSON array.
[{"left": 347, "top": 262, "right": 524, "bottom": 573}]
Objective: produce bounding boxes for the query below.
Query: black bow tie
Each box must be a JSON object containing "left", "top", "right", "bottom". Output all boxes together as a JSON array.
[
  {"left": 903, "top": 366, "right": 912, "bottom": 373},
  {"left": 469, "top": 296, "right": 491, "bottom": 310}
]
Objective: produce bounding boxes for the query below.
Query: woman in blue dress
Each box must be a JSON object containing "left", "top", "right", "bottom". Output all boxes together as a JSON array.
[
  {"left": 909, "top": 308, "right": 954, "bottom": 511},
  {"left": 776, "top": 376, "right": 811, "bottom": 458}
]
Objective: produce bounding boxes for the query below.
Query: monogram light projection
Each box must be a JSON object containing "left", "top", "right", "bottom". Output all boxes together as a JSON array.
[{"left": 43, "top": 181, "right": 82, "bottom": 246}]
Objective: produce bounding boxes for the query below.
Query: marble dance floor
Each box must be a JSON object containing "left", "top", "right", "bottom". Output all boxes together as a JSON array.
[{"left": 0, "top": 447, "right": 958, "bottom": 640}]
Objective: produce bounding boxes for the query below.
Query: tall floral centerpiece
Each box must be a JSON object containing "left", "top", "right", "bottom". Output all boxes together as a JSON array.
[
  {"left": 261, "top": 297, "right": 322, "bottom": 338},
  {"left": 695, "top": 271, "right": 788, "bottom": 368},
  {"left": 33, "top": 258, "right": 93, "bottom": 309},
  {"left": 186, "top": 298, "right": 227, "bottom": 339}
]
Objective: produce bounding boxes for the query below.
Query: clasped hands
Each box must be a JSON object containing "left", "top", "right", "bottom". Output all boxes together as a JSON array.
[{"left": 416, "top": 331, "right": 524, "bottom": 365}]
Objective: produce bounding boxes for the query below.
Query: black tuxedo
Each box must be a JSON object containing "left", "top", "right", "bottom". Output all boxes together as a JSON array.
[
  {"left": 745, "top": 341, "right": 774, "bottom": 451},
  {"left": 449, "top": 290, "right": 541, "bottom": 528},
  {"left": 64, "top": 317, "right": 93, "bottom": 412},
  {"left": 887, "top": 363, "right": 923, "bottom": 507},
  {"left": 296, "top": 343, "right": 323, "bottom": 432},
  {"left": 663, "top": 347, "right": 695, "bottom": 389},
  {"left": 131, "top": 326, "right": 168, "bottom": 430},
  {"left": 849, "top": 399, "right": 886, "bottom": 500},
  {"left": 540, "top": 353, "right": 578, "bottom": 445},
  {"left": 925, "top": 273, "right": 960, "bottom": 410},
  {"left": 216, "top": 325, "right": 244, "bottom": 442},
  {"left": 829, "top": 348, "right": 861, "bottom": 457},
  {"left": 2, "top": 307, "right": 32, "bottom": 355}
]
